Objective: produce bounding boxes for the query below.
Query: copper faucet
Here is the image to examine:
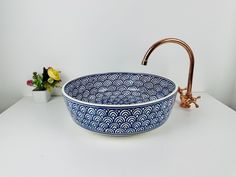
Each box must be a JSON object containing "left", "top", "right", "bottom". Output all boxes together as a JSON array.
[{"left": 141, "top": 38, "right": 200, "bottom": 108}]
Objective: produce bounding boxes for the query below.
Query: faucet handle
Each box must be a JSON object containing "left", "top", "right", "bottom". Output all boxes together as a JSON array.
[
  {"left": 178, "top": 87, "right": 201, "bottom": 108},
  {"left": 189, "top": 95, "right": 201, "bottom": 108}
]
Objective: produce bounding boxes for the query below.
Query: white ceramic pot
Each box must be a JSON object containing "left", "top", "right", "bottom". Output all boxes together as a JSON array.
[{"left": 32, "top": 90, "right": 51, "bottom": 103}]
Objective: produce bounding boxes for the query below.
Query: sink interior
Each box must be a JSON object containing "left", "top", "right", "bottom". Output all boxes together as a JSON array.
[{"left": 64, "top": 73, "right": 176, "bottom": 105}]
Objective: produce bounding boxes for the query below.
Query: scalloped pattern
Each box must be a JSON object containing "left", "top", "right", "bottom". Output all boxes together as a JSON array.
[
  {"left": 63, "top": 73, "right": 177, "bottom": 135},
  {"left": 64, "top": 73, "right": 176, "bottom": 105},
  {"left": 64, "top": 95, "right": 176, "bottom": 135}
]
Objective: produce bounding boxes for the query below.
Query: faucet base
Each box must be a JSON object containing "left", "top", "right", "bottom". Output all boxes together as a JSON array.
[{"left": 178, "top": 87, "right": 201, "bottom": 108}]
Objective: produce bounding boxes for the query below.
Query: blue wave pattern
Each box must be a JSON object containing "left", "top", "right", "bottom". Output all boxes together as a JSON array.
[
  {"left": 64, "top": 96, "right": 176, "bottom": 135},
  {"left": 63, "top": 73, "right": 177, "bottom": 135},
  {"left": 64, "top": 73, "right": 176, "bottom": 105}
]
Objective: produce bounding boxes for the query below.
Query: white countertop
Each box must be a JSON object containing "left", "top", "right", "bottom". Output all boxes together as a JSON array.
[{"left": 0, "top": 93, "right": 236, "bottom": 177}]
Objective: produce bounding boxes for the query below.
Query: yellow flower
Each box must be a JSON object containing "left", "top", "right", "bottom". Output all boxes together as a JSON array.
[{"left": 47, "top": 67, "right": 61, "bottom": 81}]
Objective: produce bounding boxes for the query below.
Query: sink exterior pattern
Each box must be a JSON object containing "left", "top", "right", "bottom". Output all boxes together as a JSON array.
[{"left": 63, "top": 72, "right": 177, "bottom": 136}]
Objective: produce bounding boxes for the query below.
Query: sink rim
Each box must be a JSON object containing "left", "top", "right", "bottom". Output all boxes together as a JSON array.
[{"left": 62, "top": 72, "right": 178, "bottom": 108}]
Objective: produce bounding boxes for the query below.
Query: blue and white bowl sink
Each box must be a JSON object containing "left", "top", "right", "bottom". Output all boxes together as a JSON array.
[{"left": 62, "top": 72, "right": 177, "bottom": 136}]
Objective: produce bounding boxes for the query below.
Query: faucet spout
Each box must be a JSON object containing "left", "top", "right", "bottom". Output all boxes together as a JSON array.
[{"left": 141, "top": 38, "right": 200, "bottom": 108}]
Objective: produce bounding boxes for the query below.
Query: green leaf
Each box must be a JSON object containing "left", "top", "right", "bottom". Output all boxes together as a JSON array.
[
  {"left": 48, "top": 78, "right": 54, "bottom": 84},
  {"left": 42, "top": 67, "right": 49, "bottom": 82}
]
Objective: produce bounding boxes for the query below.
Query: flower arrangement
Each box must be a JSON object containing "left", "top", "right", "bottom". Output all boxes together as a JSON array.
[{"left": 27, "top": 67, "right": 61, "bottom": 92}]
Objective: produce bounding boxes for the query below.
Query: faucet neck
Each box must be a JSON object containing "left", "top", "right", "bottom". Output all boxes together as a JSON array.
[
  {"left": 142, "top": 38, "right": 200, "bottom": 108},
  {"left": 142, "top": 38, "right": 194, "bottom": 96}
]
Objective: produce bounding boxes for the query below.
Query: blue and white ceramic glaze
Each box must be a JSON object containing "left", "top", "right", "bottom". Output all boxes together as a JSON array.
[{"left": 62, "top": 72, "right": 177, "bottom": 136}]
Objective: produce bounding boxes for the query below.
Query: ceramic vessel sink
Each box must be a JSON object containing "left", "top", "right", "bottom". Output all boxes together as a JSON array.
[{"left": 62, "top": 72, "right": 177, "bottom": 136}]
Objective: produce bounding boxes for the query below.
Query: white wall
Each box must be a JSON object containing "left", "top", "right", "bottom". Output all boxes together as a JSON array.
[
  {"left": 231, "top": 80, "right": 236, "bottom": 110},
  {"left": 1, "top": 0, "right": 236, "bottom": 112}
]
